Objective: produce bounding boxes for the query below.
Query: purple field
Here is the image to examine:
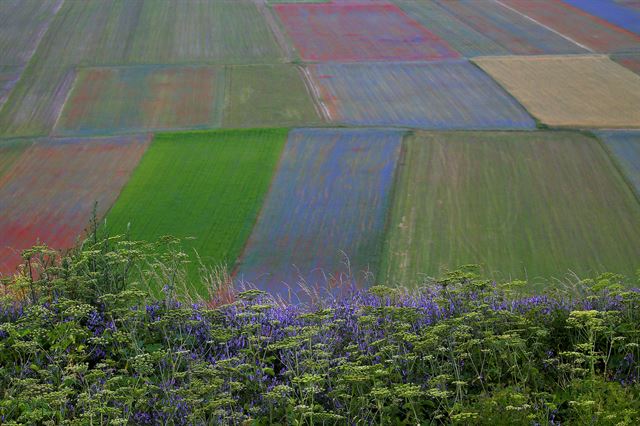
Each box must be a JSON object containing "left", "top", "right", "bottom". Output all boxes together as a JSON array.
[
  {"left": 234, "top": 128, "right": 403, "bottom": 301},
  {"left": 308, "top": 61, "right": 535, "bottom": 129}
]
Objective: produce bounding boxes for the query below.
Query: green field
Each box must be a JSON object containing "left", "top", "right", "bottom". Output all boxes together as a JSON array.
[
  {"left": 380, "top": 131, "right": 640, "bottom": 286},
  {"left": 125, "top": 0, "right": 283, "bottom": 65},
  {"left": 223, "top": 64, "right": 322, "bottom": 128},
  {"left": 104, "top": 129, "right": 287, "bottom": 295}
]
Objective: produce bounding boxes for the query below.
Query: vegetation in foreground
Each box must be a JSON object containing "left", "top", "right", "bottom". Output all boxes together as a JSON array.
[{"left": 0, "top": 232, "right": 639, "bottom": 425}]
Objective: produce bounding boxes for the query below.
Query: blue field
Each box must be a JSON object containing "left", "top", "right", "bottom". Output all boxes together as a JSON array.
[
  {"left": 562, "top": 0, "right": 640, "bottom": 35},
  {"left": 234, "top": 128, "right": 403, "bottom": 301},
  {"left": 309, "top": 61, "right": 536, "bottom": 130}
]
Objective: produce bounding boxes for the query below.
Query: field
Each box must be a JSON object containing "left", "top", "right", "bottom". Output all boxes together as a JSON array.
[
  {"left": 0, "top": 0, "right": 62, "bottom": 67},
  {"left": 273, "top": 2, "right": 460, "bottom": 62},
  {"left": 614, "top": 53, "right": 640, "bottom": 74},
  {"left": 1, "top": 1, "right": 640, "bottom": 289},
  {"left": 222, "top": 65, "right": 323, "bottom": 128},
  {"left": 394, "top": 1, "right": 510, "bottom": 57},
  {"left": 0, "top": 0, "right": 143, "bottom": 137},
  {"left": 124, "top": 0, "right": 282, "bottom": 65},
  {"left": 103, "top": 129, "right": 287, "bottom": 296},
  {"left": 379, "top": 131, "right": 640, "bottom": 287},
  {"left": 0, "top": 67, "right": 22, "bottom": 111},
  {"left": 434, "top": 0, "right": 587, "bottom": 55},
  {"left": 3, "top": 2, "right": 640, "bottom": 423},
  {"left": 0, "top": 139, "right": 31, "bottom": 180},
  {"left": 562, "top": 0, "right": 640, "bottom": 35},
  {"left": 0, "top": 0, "right": 61, "bottom": 110},
  {"left": 499, "top": 0, "right": 640, "bottom": 53},
  {"left": 54, "top": 66, "right": 224, "bottom": 136},
  {"left": 598, "top": 131, "right": 640, "bottom": 196},
  {"left": 474, "top": 55, "right": 640, "bottom": 128},
  {"left": 308, "top": 61, "right": 535, "bottom": 129},
  {"left": 0, "top": 0, "right": 284, "bottom": 138},
  {"left": 0, "top": 135, "right": 149, "bottom": 275},
  {"left": 235, "top": 128, "right": 403, "bottom": 300}
]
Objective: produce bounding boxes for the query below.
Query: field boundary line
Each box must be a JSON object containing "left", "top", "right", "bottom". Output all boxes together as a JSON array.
[
  {"left": 230, "top": 130, "right": 289, "bottom": 278},
  {"left": 50, "top": 68, "right": 78, "bottom": 137},
  {"left": 301, "top": 66, "right": 333, "bottom": 122},
  {"left": 493, "top": 0, "right": 595, "bottom": 53},
  {"left": 253, "top": 0, "right": 295, "bottom": 62},
  {"left": 593, "top": 132, "right": 640, "bottom": 205}
]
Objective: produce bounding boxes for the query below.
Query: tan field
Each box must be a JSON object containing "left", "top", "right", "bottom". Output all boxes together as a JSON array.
[{"left": 473, "top": 55, "right": 640, "bottom": 128}]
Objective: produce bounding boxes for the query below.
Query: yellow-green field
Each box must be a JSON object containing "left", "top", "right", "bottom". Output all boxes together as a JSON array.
[{"left": 380, "top": 131, "right": 640, "bottom": 286}]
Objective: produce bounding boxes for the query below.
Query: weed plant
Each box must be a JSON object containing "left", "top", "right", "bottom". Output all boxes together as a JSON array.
[{"left": 0, "top": 228, "right": 639, "bottom": 425}]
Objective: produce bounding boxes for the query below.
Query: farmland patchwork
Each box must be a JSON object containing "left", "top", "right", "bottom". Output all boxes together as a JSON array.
[
  {"left": 394, "top": 0, "right": 510, "bottom": 57},
  {"left": 433, "top": 0, "right": 588, "bottom": 55},
  {"left": 498, "top": 0, "right": 640, "bottom": 53},
  {"left": 103, "top": 129, "right": 287, "bottom": 296},
  {"left": 1, "top": 0, "right": 640, "bottom": 293}
]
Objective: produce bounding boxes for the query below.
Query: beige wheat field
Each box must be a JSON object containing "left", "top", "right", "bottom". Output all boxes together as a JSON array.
[{"left": 473, "top": 55, "right": 640, "bottom": 128}]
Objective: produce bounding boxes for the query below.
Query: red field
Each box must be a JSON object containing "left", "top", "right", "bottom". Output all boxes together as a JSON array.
[
  {"left": 273, "top": 2, "right": 460, "bottom": 62},
  {"left": 0, "top": 135, "right": 150, "bottom": 275}
]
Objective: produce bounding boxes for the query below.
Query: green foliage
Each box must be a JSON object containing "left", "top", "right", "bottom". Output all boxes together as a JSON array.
[{"left": 1, "top": 236, "right": 640, "bottom": 424}]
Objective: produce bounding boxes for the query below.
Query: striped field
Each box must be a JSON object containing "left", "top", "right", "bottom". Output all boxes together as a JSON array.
[
  {"left": 562, "top": 0, "right": 640, "bottom": 36},
  {"left": 394, "top": 0, "right": 510, "bottom": 57},
  {"left": 434, "top": 0, "right": 587, "bottom": 55},
  {"left": 499, "top": 0, "right": 640, "bottom": 54},
  {"left": 0, "top": 0, "right": 145, "bottom": 137},
  {"left": 0, "top": 0, "right": 62, "bottom": 67},
  {"left": 235, "top": 128, "right": 403, "bottom": 301},
  {"left": 380, "top": 131, "right": 640, "bottom": 287},
  {"left": 0, "top": 139, "right": 32, "bottom": 180},
  {"left": 55, "top": 66, "right": 225, "bottom": 136},
  {"left": 0, "top": 135, "right": 150, "bottom": 275},
  {"left": 0, "top": 0, "right": 61, "bottom": 110},
  {"left": 598, "top": 131, "right": 640, "bottom": 196},
  {"left": 473, "top": 55, "right": 640, "bottom": 128},
  {"left": 124, "top": 0, "right": 283, "bottom": 65},
  {"left": 309, "top": 61, "right": 535, "bottom": 129},
  {"left": 104, "top": 129, "right": 287, "bottom": 296}
]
